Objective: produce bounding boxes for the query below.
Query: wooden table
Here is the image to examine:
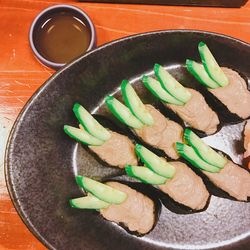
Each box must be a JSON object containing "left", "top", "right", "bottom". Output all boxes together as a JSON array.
[{"left": 0, "top": 0, "right": 250, "bottom": 249}]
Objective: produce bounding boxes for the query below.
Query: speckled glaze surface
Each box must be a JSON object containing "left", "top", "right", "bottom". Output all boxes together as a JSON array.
[{"left": 5, "top": 30, "right": 250, "bottom": 250}]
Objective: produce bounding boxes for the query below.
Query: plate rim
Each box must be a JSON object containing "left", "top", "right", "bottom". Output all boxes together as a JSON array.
[{"left": 4, "top": 29, "right": 250, "bottom": 250}]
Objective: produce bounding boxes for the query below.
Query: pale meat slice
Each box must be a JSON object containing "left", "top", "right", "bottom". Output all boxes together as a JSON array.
[
  {"left": 203, "top": 160, "right": 250, "bottom": 201},
  {"left": 158, "top": 162, "right": 209, "bottom": 210},
  {"left": 89, "top": 131, "right": 137, "bottom": 168},
  {"left": 209, "top": 68, "right": 250, "bottom": 119},
  {"left": 100, "top": 182, "right": 155, "bottom": 234},
  {"left": 135, "top": 105, "right": 183, "bottom": 159},
  {"left": 244, "top": 120, "right": 250, "bottom": 158},
  {"left": 166, "top": 88, "right": 220, "bottom": 135}
]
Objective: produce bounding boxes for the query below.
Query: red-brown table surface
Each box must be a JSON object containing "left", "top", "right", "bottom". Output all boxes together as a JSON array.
[{"left": 1, "top": 1, "right": 250, "bottom": 249}]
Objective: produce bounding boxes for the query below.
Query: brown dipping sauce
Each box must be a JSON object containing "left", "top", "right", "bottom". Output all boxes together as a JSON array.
[{"left": 33, "top": 12, "right": 91, "bottom": 64}]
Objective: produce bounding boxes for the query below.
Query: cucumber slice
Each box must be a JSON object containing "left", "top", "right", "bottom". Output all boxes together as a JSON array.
[
  {"left": 135, "top": 144, "right": 176, "bottom": 178},
  {"left": 198, "top": 42, "right": 228, "bottom": 87},
  {"left": 73, "top": 103, "right": 111, "bottom": 141},
  {"left": 176, "top": 142, "right": 220, "bottom": 173},
  {"left": 125, "top": 165, "right": 167, "bottom": 185},
  {"left": 186, "top": 59, "right": 220, "bottom": 89},
  {"left": 76, "top": 176, "right": 127, "bottom": 204},
  {"left": 142, "top": 75, "right": 184, "bottom": 106},
  {"left": 184, "top": 129, "right": 227, "bottom": 169},
  {"left": 70, "top": 195, "right": 110, "bottom": 209},
  {"left": 64, "top": 125, "right": 104, "bottom": 146},
  {"left": 105, "top": 95, "right": 144, "bottom": 129},
  {"left": 154, "top": 64, "right": 192, "bottom": 104},
  {"left": 121, "top": 80, "right": 154, "bottom": 126}
]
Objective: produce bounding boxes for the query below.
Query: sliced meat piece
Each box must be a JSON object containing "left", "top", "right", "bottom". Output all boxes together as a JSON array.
[
  {"left": 89, "top": 131, "right": 137, "bottom": 168},
  {"left": 209, "top": 68, "right": 250, "bottom": 119},
  {"left": 158, "top": 161, "right": 209, "bottom": 210},
  {"left": 135, "top": 104, "right": 183, "bottom": 159},
  {"left": 244, "top": 121, "right": 250, "bottom": 170},
  {"left": 203, "top": 160, "right": 250, "bottom": 201},
  {"left": 100, "top": 182, "right": 155, "bottom": 234},
  {"left": 157, "top": 120, "right": 183, "bottom": 159},
  {"left": 244, "top": 120, "right": 250, "bottom": 156},
  {"left": 166, "top": 88, "right": 220, "bottom": 135}
]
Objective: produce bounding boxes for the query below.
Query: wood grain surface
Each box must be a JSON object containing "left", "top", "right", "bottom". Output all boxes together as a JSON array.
[{"left": 0, "top": 0, "right": 250, "bottom": 249}]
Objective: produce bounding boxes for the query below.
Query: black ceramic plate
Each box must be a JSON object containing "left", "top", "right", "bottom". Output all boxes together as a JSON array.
[{"left": 5, "top": 30, "right": 250, "bottom": 250}]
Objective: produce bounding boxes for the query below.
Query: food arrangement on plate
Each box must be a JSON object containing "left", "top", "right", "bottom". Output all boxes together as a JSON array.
[
  {"left": 5, "top": 30, "right": 250, "bottom": 250},
  {"left": 64, "top": 42, "right": 250, "bottom": 235}
]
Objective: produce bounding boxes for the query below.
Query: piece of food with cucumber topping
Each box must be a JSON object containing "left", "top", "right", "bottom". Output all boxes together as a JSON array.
[
  {"left": 105, "top": 95, "right": 144, "bottom": 129},
  {"left": 89, "top": 129, "right": 137, "bottom": 168},
  {"left": 176, "top": 142, "right": 221, "bottom": 173},
  {"left": 184, "top": 129, "right": 227, "bottom": 169},
  {"left": 209, "top": 67, "right": 250, "bottom": 120},
  {"left": 177, "top": 131, "right": 250, "bottom": 201},
  {"left": 70, "top": 176, "right": 156, "bottom": 235},
  {"left": 143, "top": 64, "right": 220, "bottom": 135},
  {"left": 125, "top": 165, "right": 168, "bottom": 185},
  {"left": 70, "top": 194, "right": 110, "bottom": 210},
  {"left": 158, "top": 161, "right": 209, "bottom": 210},
  {"left": 134, "top": 104, "right": 183, "bottom": 159},
  {"left": 110, "top": 80, "right": 154, "bottom": 127},
  {"left": 100, "top": 181, "right": 156, "bottom": 235},
  {"left": 204, "top": 161, "right": 250, "bottom": 201},
  {"left": 154, "top": 64, "right": 192, "bottom": 104},
  {"left": 106, "top": 82, "right": 183, "bottom": 159},
  {"left": 73, "top": 103, "right": 111, "bottom": 141},
  {"left": 126, "top": 146, "right": 209, "bottom": 210},
  {"left": 121, "top": 80, "right": 154, "bottom": 126},
  {"left": 64, "top": 104, "right": 137, "bottom": 168},
  {"left": 165, "top": 87, "right": 220, "bottom": 135},
  {"left": 76, "top": 176, "right": 127, "bottom": 204},
  {"left": 142, "top": 75, "right": 184, "bottom": 105},
  {"left": 186, "top": 59, "right": 219, "bottom": 89},
  {"left": 198, "top": 42, "right": 229, "bottom": 87},
  {"left": 187, "top": 42, "right": 250, "bottom": 120},
  {"left": 135, "top": 144, "right": 176, "bottom": 178},
  {"left": 64, "top": 125, "right": 104, "bottom": 146}
]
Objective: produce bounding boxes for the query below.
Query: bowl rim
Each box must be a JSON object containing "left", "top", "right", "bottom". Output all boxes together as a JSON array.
[
  {"left": 6, "top": 29, "right": 250, "bottom": 250},
  {"left": 29, "top": 4, "right": 96, "bottom": 69}
]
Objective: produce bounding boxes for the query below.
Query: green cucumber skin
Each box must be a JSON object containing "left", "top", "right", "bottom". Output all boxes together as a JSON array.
[
  {"left": 125, "top": 165, "right": 167, "bottom": 185},
  {"left": 73, "top": 103, "right": 111, "bottom": 141},
  {"left": 186, "top": 59, "right": 219, "bottom": 89},
  {"left": 125, "top": 165, "right": 151, "bottom": 184},
  {"left": 198, "top": 42, "right": 229, "bottom": 87},
  {"left": 76, "top": 175, "right": 127, "bottom": 204},
  {"left": 135, "top": 144, "right": 176, "bottom": 179},
  {"left": 121, "top": 80, "right": 154, "bottom": 126},
  {"left": 142, "top": 75, "right": 184, "bottom": 106},
  {"left": 105, "top": 95, "right": 127, "bottom": 125},
  {"left": 154, "top": 64, "right": 192, "bottom": 104},
  {"left": 64, "top": 125, "right": 104, "bottom": 146},
  {"left": 105, "top": 95, "right": 143, "bottom": 129},
  {"left": 70, "top": 196, "right": 110, "bottom": 210},
  {"left": 176, "top": 142, "right": 220, "bottom": 173},
  {"left": 184, "top": 129, "right": 227, "bottom": 169}
]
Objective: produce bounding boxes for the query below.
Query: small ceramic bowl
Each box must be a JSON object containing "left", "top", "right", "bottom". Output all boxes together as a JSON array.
[{"left": 29, "top": 4, "right": 96, "bottom": 69}]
